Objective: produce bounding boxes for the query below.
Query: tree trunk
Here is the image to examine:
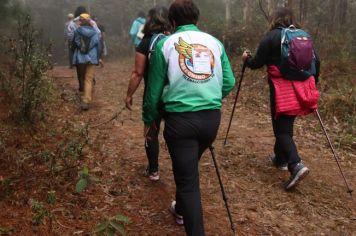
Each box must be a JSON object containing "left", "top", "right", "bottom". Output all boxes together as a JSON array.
[
  {"left": 265, "top": 0, "right": 279, "bottom": 19},
  {"left": 288, "top": 0, "right": 294, "bottom": 8},
  {"left": 279, "top": 0, "right": 288, "bottom": 7},
  {"left": 338, "top": 0, "right": 347, "bottom": 27},
  {"left": 224, "top": 0, "right": 231, "bottom": 28},
  {"left": 328, "top": 0, "right": 338, "bottom": 33},
  {"left": 224, "top": 0, "right": 232, "bottom": 28},
  {"left": 267, "top": 0, "right": 276, "bottom": 15},
  {"left": 243, "top": 0, "right": 253, "bottom": 26},
  {"left": 299, "top": 0, "right": 308, "bottom": 25}
]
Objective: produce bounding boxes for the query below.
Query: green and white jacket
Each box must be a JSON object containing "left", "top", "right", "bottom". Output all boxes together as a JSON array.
[{"left": 143, "top": 24, "right": 235, "bottom": 125}]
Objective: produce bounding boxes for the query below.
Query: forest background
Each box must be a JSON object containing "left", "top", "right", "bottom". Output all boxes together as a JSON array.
[
  {"left": 0, "top": 0, "right": 355, "bottom": 235},
  {"left": 1, "top": 0, "right": 356, "bottom": 62}
]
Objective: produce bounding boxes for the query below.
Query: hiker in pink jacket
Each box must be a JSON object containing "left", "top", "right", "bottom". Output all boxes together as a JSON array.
[{"left": 242, "top": 7, "right": 320, "bottom": 190}]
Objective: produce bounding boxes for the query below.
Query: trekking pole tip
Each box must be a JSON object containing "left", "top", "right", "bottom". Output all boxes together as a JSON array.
[{"left": 231, "top": 225, "right": 237, "bottom": 236}]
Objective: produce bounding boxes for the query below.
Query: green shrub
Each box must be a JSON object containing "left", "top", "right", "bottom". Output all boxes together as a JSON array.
[
  {"left": 75, "top": 166, "right": 99, "bottom": 193},
  {"left": 318, "top": 59, "right": 356, "bottom": 149},
  {"left": 30, "top": 199, "right": 49, "bottom": 226},
  {"left": 93, "top": 214, "right": 131, "bottom": 236},
  {"left": 57, "top": 124, "right": 89, "bottom": 169},
  {"left": 0, "top": 15, "right": 52, "bottom": 124}
]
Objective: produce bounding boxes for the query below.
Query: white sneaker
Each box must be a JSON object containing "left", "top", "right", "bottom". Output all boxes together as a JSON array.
[
  {"left": 270, "top": 155, "right": 288, "bottom": 171},
  {"left": 143, "top": 168, "right": 160, "bottom": 181},
  {"left": 170, "top": 201, "right": 184, "bottom": 225}
]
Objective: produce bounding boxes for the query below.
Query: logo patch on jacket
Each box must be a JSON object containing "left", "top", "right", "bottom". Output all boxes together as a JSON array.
[{"left": 174, "top": 37, "right": 215, "bottom": 82}]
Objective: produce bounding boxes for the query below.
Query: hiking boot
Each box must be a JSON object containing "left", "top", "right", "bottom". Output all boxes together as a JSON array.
[
  {"left": 81, "top": 102, "right": 89, "bottom": 111},
  {"left": 143, "top": 167, "right": 160, "bottom": 181},
  {"left": 270, "top": 155, "right": 288, "bottom": 171},
  {"left": 284, "top": 163, "right": 309, "bottom": 190},
  {"left": 170, "top": 201, "right": 184, "bottom": 226}
]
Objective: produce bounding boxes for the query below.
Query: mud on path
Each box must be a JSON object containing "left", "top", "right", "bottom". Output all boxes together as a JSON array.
[{"left": 1, "top": 59, "right": 355, "bottom": 235}]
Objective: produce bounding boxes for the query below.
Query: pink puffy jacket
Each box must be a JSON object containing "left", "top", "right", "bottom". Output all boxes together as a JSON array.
[{"left": 267, "top": 65, "right": 319, "bottom": 118}]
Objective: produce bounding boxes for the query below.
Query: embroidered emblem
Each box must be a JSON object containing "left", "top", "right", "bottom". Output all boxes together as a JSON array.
[{"left": 174, "top": 37, "right": 215, "bottom": 82}]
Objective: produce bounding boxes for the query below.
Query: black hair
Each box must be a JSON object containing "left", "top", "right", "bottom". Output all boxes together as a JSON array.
[
  {"left": 270, "top": 7, "right": 300, "bottom": 30},
  {"left": 143, "top": 6, "right": 171, "bottom": 35},
  {"left": 168, "top": 0, "right": 200, "bottom": 27},
  {"left": 138, "top": 11, "right": 145, "bottom": 18},
  {"left": 74, "top": 6, "right": 87, "bottom": 18}
]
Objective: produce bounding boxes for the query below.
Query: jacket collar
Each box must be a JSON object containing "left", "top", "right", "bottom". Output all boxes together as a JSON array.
[
  {"left": 136, "top": 17, "right": 145, "bottom": 24},
  {"left": 175, "top": 24, "right": 200, "bottom": 33}
]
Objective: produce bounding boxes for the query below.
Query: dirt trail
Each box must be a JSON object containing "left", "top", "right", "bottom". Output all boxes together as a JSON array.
[{"left": 2, "top": 59, "right": 354, "bottom": 235}]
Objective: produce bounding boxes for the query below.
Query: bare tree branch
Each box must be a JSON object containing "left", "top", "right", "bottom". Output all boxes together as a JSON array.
[{"left": 259, "top": 0, "right": 270, "bottom": 22}]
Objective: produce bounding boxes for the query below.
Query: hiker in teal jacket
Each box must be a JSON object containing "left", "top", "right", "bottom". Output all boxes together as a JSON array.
[
  {"left": 129, "top": 11, "right": 146, "bottom": 47},
  {"left": 142, "top": 1, "right": 235, "bottom": 235}
]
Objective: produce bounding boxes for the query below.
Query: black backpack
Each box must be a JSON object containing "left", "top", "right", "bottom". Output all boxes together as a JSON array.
[{"left": 79, "top": 34, "right": 92, "bottom": 54}]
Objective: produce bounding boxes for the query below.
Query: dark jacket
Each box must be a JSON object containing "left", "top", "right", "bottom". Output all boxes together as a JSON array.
[{"left": 246, "top": 28, "right": 320, "bottom": 82}]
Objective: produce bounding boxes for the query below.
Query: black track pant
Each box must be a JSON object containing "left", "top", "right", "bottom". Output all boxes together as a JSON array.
[
  {"left": 164, "top": 110, "right": 221, "bottom": 236},
  {"left": 76, "top": 65, "right": 85, "bottom": 92},
  {"left": 145, "top": 118, "right": 161, "bottom": 173},
  {"left": 269, "top": 79, "right": 301, "bottom": 171}
]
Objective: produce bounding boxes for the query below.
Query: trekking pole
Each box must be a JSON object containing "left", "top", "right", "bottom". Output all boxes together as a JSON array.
[
  {"left": 224, "top": 61, "right": 247, "bottom": 146},
  {"left": 208, "top": 146, "right": 237, "bottom": 236},
  {"left": 315, "top": 110, "right": 353, "bottom": 196}
]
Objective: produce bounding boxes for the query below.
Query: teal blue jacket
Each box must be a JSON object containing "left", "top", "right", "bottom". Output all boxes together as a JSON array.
[{"left": 129, "top": 17, "right": 146, "bottom": 47}]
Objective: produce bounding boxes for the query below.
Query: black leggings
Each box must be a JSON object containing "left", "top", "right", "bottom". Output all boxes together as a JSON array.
[
  {"left": 269, "top": 79, "right": 301, "bottom": 171},
  {"left": 145, "top": 118, "right": 161, "bottom": 173},
  {"left": 76, "top": 65, "right": 85, "bottom": 92},
  {"left": 164, "top": 110, "right": 221, "bottom": 236}
]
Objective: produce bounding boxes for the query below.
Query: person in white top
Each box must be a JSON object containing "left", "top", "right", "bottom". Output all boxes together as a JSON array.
[{"left": 64, "top": 13, "right": 74, "bottom": 68}]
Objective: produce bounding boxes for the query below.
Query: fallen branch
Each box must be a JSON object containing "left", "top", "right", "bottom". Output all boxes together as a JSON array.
[{"left": 54, "top": 218, "right": 72, "bottom": 229}]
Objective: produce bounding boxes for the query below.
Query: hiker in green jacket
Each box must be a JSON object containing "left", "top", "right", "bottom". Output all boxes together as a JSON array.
[{"left": 142, "top": 0, "right": 235, "bottom": 235}]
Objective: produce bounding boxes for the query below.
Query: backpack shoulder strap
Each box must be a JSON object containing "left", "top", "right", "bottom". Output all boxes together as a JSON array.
[
  {"left": 148, "top": 33, "right": 165, "bottom": 59},
  {"left": 281, "top": 28, "right": 288, "bottom": 45},
  {"left": 281, "top": 26, "right": 300, "bottom": 44},
  {"left": 149, "top": 33, "right": 165, "bottom": 51}
]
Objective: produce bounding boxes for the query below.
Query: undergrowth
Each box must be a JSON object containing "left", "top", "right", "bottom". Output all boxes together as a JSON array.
[
  {"left": 0, "top": 15, "right": 52, "bottom": 124},
  {"left": 318, "top": 59, "right": 355, "bottom": 149}
]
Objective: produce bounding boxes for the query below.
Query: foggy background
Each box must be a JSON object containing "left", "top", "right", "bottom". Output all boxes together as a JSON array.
[{"left": 1, "top": 0, "right": 355, "bottom": 65}]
